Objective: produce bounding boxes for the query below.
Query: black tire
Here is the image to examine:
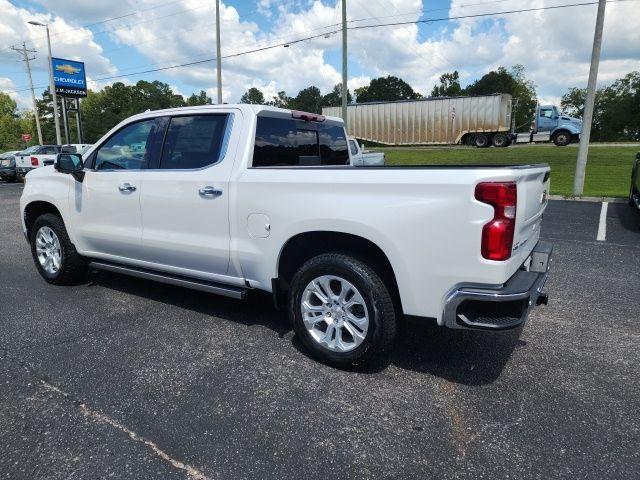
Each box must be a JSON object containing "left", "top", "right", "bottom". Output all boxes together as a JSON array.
[
  {"left": 473, "top": 133, "right": 490, "bottom": 148},
  {"left": 492, "top": 133, "right": 510, "bottom": 148},
  {"left": 552, "top": 131, "right": 571, "bottom": 146},
  {"left": 30, "top": 213, "right": 86, "bottom": 285},
  {"left": 288, "top": 253, "right": 397, "bottom": 367}
]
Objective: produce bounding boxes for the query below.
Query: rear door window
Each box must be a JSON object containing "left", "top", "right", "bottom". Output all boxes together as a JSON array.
[
  {"left": 159, "top": 114, "right": 229, "bottom": 169},
  {"left": 253, "top": 115, "right": 349, "bottom": 167}
]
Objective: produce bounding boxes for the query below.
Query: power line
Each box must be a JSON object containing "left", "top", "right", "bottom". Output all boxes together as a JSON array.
[{"left": 2, "top": 0, "right": 636, "bottom": 95}]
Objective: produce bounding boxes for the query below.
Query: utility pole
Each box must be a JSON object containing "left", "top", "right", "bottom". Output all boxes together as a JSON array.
[
  {"left": 215, "top": 0, "right": 223, "bottom": 104},
  {"left": 573, "top": 0, "right": 606, "bottom": 196},
  {"left": 28, "top": 21, "right": 62, "bottom": 145},
  {"left": 11, "top": 42, "right": 43, "bottom": 145},
  {"left": 341, "top": 0, "right": 348, "bottom": 130}
]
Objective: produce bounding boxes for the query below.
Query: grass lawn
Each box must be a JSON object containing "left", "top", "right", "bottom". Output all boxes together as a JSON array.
[{"left": 375, "top": 144, "right": 639, "bottom": 198}]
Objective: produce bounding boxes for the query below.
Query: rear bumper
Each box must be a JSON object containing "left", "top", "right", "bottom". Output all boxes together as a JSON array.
[
  {"left": 16, "top": 167, "right": 33, "bottom": 176},
  {"left": 443, "top": 241, "right": 552, "bottom": 330}
]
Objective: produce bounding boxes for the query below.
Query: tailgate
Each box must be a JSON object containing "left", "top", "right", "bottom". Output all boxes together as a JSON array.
[
  {"left": 513, "top": 166, "right": 550, "bottom": 255},
  {"left": 15, "top": 155, "right": 31, "bottom": 168}
]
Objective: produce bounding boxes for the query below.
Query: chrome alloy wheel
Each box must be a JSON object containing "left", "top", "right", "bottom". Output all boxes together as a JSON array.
[
  {"left": 300, "top": 275, "right": 370, "bottom": 352},
  {"left": 35, "top": 226, "right": 62, "bottom": 275}
]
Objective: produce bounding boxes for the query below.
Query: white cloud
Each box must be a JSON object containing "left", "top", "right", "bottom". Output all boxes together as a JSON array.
[
  {"left": 0, "top": 77, "right": 30, "bottom": 109},
  {"left": 5, "top": 0, "right": 639, "bottom": 106}
]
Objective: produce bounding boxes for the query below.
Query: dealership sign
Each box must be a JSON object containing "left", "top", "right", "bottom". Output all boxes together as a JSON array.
[{"left": 52, "top": 57, "right": 87, "bottom": 97}]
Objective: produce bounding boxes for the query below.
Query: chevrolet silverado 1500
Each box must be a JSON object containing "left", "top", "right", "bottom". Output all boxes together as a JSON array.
[{"left": 20, "top": 104, "right": 552, "bottom": 366}]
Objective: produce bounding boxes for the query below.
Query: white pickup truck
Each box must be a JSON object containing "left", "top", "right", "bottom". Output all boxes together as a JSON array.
[
  {"left": 15, "top": 145, "right": 61, "bottom": 177},
  {"left": 348, "top": 137, "right": 385, "bottom": 166},
  {"left": 20, "top": 104, "right": 552, "bottom": 366}
]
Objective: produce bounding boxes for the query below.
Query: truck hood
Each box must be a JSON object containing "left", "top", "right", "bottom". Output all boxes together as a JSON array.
[{"left": 559, "top": 115, "right": 582, "bottom": 131}]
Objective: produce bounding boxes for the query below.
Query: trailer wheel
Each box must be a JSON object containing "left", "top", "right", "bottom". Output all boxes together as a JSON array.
[
  {"left": 552, "top": 131, "right": 571, "bottom": 147},
  {"left": 492, "top": 133, "right": 510, "bottom": 148},
  {"left": 473, "top": 134, "right": 490, "bottom": 148}
]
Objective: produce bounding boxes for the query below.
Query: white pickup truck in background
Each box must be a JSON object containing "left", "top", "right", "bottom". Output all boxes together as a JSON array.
[
  {"left": 348, "top": 137, "right": 385, "bottom": 166},
  {"left": 16, "top": 144, "right": 93, "bottom": 178},
  {"left": 20, "top": 104, "right": 552, "bottom": 366},
  {"left": 15, "top": 145, "right": 60, "bottom": 177}
]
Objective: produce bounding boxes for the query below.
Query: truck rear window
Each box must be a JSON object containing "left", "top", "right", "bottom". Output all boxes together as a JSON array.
[{"left": 253, "top": 116, "right": 349, "bottom": 167}]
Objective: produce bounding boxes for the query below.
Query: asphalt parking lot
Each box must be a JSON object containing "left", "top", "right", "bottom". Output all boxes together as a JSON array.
[{"left": 1, "top": 182, "right": 638, "bottom": 479}]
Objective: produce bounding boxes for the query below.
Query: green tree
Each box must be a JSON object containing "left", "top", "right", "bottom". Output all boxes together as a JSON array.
[
  {"left": 0, "top": 92, "right": 17, "bottom": 118},
  {"left": 186, "top": 90, "right": 212, "bottom": 106},
  {"left": 355, "top": 76, "right": 419, "bottom": 103},
  {"left": 561, "top": 71, "right": 640, "bottom": 141},
  {"left": 464, "top": 65, "right": 537, "bottom": 130},
  {"left": 267, "top": 91, "right": 292, "bottom": 109},
  {"left": 430, "top": 71, "right": 462, "bottom": 97},
  {"left": 80, "top": 81, "right": 186, "bottom": 142},
  {"left": 321, "top": 83, "right": 352, "bottom": 107},
  {"left": 240, "top": 87, "right": 265, "bottom": 104},
  {"left": 290, "top": 86, "right": 323, "bottom": 113}
]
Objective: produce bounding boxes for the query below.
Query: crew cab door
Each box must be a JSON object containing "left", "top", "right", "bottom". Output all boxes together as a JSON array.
[
  {"left": 139, "top": 111, "right": 237, "bottom": 277},
  {"left": 68, "top": 118, "right": 164, "bottom": 260}
]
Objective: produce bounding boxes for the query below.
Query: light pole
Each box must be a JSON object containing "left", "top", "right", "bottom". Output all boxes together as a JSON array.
[
  {"left": 28, "top": 21, "right": 62, "bottom": 145},
  {"left": 215, "top": 0, "right": 223, "bottom": 104}
]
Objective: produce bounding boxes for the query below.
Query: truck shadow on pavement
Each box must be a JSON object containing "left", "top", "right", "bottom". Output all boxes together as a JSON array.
[
  {"left": 388, "top": 318, "right": 525, "bottom": 386},
  {"left": 90, "top": 271, "right": 522, "bottom": 387}
]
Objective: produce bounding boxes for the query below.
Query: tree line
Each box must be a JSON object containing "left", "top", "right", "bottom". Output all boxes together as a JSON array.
[{"left": 0, "top": 66, "right": 638, "bottom": 150}]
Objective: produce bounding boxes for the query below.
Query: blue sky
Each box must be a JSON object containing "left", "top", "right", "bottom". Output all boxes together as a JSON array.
[{"left": 1, "top": 0, "right": 639, "bottom": 108}]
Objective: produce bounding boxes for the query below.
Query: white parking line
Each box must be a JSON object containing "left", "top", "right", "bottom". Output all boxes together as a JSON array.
[{"left": 597, "top": 201, "right": 608, "bottom": 241}]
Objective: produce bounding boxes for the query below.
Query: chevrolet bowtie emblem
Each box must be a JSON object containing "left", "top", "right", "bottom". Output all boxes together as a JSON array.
[{"left": 56, "top": 64, "right": 81, "bottom": 75}]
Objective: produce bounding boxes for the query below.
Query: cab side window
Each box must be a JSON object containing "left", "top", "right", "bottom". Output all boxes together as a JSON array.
[
  {"left": 539, "top": 109, "right": 553, "bottom": 119},
  {"left": 94, "top": 119, "right": 158, "bottom": 171}
]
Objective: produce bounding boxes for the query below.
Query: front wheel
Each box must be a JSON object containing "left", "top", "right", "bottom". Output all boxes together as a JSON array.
[
  {"left": 30, "top": 213, "right": 87, "bottom": 285},
  {"left": 288, "top": 253, "right": 397, "bottom": 367},
  {"left": 552, "top": 131, "right": 571, "bottom": 146}
]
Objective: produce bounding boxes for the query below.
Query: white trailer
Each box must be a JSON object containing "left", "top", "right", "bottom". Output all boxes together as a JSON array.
[{"left": 323, "top": 94, "right": 513, "bottom": 148}]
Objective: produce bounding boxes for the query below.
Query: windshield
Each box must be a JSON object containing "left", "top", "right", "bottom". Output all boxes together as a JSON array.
[{"left": 17, "top": 146, "right": 41, "bottom": 155}]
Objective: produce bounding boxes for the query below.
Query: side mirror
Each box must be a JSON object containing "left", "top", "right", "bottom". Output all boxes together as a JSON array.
[
  {"left": 54, "top": 153, "right": 84, "bottom": 182},
  {"left": 552, "top": 115, "right": 559, "bottom": 120}
]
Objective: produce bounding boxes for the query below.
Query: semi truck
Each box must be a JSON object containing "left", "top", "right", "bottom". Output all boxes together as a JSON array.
[{"left": 323, "top": 94, "right": 582, "bottom": 148}]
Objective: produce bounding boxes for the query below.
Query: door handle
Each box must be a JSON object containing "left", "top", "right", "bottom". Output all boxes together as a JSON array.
[
  {"left": 199, "top": 186, "right": 222, "bottom": 198},
  {"left": 118, "top": 183, "right": 137, "bottom": 192}
]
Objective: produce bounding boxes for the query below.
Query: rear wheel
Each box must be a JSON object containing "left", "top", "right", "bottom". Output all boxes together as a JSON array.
[
  {"left": 288, "top": 253, "right": 397, "bottom": 367},
  {"left": 30, "top": 213, "right": 86, "bottom": 285},
  {"left": 473, "top": 133, "right": 490, "bottom": 148},
  {"left": 552, "top": 131, "right": 571, "bottom": 146},
  {"left": 492, "top": 133, "right": 510, "bottom": 148}
]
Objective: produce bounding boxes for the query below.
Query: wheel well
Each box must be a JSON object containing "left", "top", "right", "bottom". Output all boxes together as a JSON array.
[
  {"left": 275, "top": 231, "right": 402, "bottom": 313},
  {"left": 24, "top": 201, "right": 62, "bottom": 239},
  {"left": 552, "top": 129, "right": 571, "bottom": 138}
]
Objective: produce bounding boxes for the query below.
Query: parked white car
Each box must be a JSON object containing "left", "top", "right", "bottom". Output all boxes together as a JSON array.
[
  {"left": 20, "top": 104, "right": 552, "bottom": 365},
  {"left": 348, "top": 137, "right": 385, "bottom": 166},
  {"left": 15, "top": 145, "right": 60, "bottom": 177}
]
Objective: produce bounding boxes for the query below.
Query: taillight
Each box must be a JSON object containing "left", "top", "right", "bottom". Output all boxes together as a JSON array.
[
  {"left": 475, "top": 182, "right": 517, "bottom": 261},
  {"left": 31, "top": 157, "right": 39, "bottom": 167}
]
